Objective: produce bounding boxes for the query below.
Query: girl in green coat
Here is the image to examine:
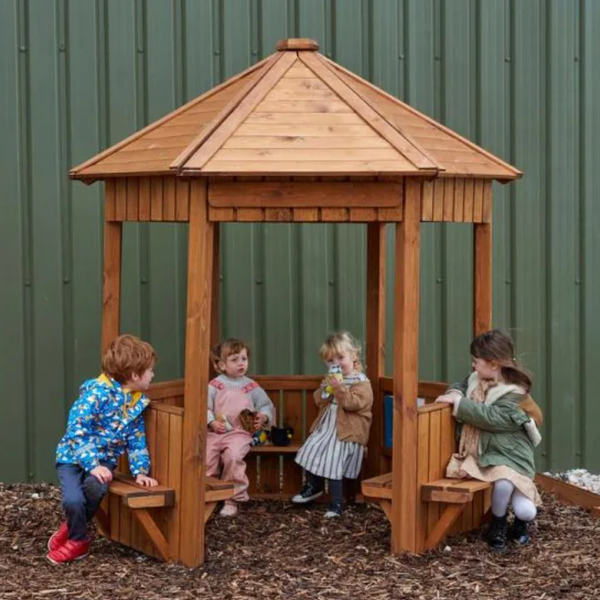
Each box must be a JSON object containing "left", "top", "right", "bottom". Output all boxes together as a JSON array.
[{"left": 436, "top": 329, "right": 543, "bottom": 552}]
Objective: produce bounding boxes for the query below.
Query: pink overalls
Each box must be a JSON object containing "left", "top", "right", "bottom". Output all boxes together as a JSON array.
[{"left": 206, "top": 379, "right": 259, "bottom": 502}]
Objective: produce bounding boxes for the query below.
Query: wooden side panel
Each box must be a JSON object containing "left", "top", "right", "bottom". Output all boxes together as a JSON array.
[
  {"left": 115, "top": 178, "right": 127, "bottom": 221},
  {"left": 151, "top": 177, "right": 164, "bottom": 221},
  {"left": 472, "top": 179, "right": 484, "bottom": 222},
  {"left": 421, "top": 181, "right": 434, "bottom": 221},
  {"left": 442, "top": 178, "right": 455, "bottom": 221},
  {"left": 453, "top": 178, "right": 465, "bottom": 222},
  {"left": 281, "top": 390, "right": 303, "bottom": 496},
  {"left": 126, "top": 178, "right": 139, "bottom": 221},
  {"left": 426, "top": 410, "right": 442, "bottom": 537},
  {"left": 463, "top": 179, "right": 475, "bottom": 222},
  {"left": 163, "top": 178, "right": 177, "bottom": 221}
]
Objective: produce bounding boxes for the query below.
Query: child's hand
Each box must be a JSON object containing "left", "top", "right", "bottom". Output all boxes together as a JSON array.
[
  {"left": 326, "top": 375, "right": 343, "bottom": 391},
  {"left": 253, "top": 413, "right": 268, "bottom": 431},
  {"left": 435, "top": 391, "right": 461, "bottom": 405},
  {"left": 136, "top": 474, "right": 158, "bottom": 487},
  {"left": 210, "top": 420, "right": 227, "bottom": 434},
  {"left": 90, "top": 465, "right": 113, "bottom": 484}
]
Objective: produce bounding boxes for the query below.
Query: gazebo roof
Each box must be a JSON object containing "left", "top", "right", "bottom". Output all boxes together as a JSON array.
[{"left": 71, "top": 39, "right": 521, "bottom": 181}]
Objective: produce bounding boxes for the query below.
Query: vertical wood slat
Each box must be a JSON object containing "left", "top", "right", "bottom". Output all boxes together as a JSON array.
[
  {"left": 265, "top": 207, "right": 292, "bottom": 221},
  {"left": 320, "top": 208, "right": 348, "bottom": 222},
  {"left": 293, "top": 208, "right": 319, "bottom": 221},
  {"left": 137, "top": 408, "right": 158, "bottom": 557},
  {"left": 426, "top": 410, "right": 442, "bottom": 537},
  {"left": 153, "top": 411, "right": 170, "bottom": 556},
  {"left": 453, "top": 178, "right": 465, "bottom": 222},
  {"left": 281, "top": 390, "right": 303, "bottom": 496},
  {"left": 151, "top": 177, "right": 164, "bottom": 221},
  {"left": 175, "top": 180, "right": 190, "bottom": 221},
  {"left": 432, "top": 179, "right": 444, "bottom": 221},
  {"left": 139, "top": 177, "right": 151, "bottom": 221},
  {"left": 237, "top": 208, "right": 265, "bottom": 221},
  {"left": 391, "top": 179, "right": 421, "bottom": 553},
  {"left": 482, "top": 180, "right": 492, "bottom": 223},
  {"left": 463, "top": 179, "right": 475, "bottom": 222},
  {"left": 415, "top": 411, "right": 431, "bottom": 552},
  {"left": 365, "top": 222, "right": 386, "bottom": 478},
  {"left": 473, "top": 179, "right": 484, "bottom": 222},
  {"left": 210, "top": 224, "right": 221, "bottom": 352},
  {"left": 115, "top": 178, "right": 127, "bottom": 221},
  {"left": 442, "top": 178, "right": 455, "bottom": 221},
  {"left": 167, "top": 412, "right": 183, "bottom": 561},
  {"left": 126, "top": 177, "right": 139, "bottom": 221},
  {"left": 180, "top": 178, "right": 213, "bottom": 567},
  {"left": 209, "top": 206, "right": 236, "bottom": 221},
  {"left": 163, "top": 178, "right": 176, "bottom": 221},
  {"left": 421, "top": 181, "right": 434, "bottom": 221},
  {"left": 105, "top": 179, "right": 117, "bottom": 221},
  {"left": 349, "top": 208, "right": 378, "bottom": 221}
]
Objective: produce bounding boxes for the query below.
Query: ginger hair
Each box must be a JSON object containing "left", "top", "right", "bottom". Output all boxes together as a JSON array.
[{"left": 101, "top": 334, "right": 157, "bottom": 384}]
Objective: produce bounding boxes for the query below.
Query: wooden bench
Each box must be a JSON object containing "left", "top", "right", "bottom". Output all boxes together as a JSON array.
[
  {"left": 362, "top": 473, "right": 492, "bottom": 550},
  {"left": 101, "top": 474, "right": 235, "bottom": 560},
  {"left": 421, "top": 478, "right": 491, "bottom": 549},
  {"left": 204, "top": 476, "right": 236, "bottom": 523}
]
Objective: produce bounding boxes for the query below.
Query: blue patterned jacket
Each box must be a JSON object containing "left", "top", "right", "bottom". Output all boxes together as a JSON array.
[{"left": 55, "top": 374, "right": 151, "bottom": 476}]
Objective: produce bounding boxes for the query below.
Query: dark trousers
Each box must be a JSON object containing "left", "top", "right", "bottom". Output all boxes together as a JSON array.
[
  {"left": 56, "top": 462, "right": 113, "bottom": 541},
  {"left": 309, "top": 473, "right": 344, "bottom": 505}
]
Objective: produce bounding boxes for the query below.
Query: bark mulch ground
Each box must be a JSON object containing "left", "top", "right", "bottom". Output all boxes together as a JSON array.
[{"left": 1, "top": 483, "right": 599, "bottom": 600}]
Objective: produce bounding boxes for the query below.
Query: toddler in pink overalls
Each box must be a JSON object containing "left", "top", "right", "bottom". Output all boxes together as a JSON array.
[{"left": 206, "top": 339, "right": 274, "bottom": 517}]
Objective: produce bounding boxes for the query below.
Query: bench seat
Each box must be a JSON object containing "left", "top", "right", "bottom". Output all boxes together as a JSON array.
[
  {"left": 421, "top": 478, "right": 491, "bottom": 503},
  {"left": 249, "top": 443, "right": 301, "bottom": 454}
]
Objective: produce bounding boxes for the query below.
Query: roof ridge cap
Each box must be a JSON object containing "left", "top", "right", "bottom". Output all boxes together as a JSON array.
[
  {"left": 300, "top": 52, "right": 439, "bottom": 174},
  {"left": 320, "top": 55, "right": 521, "bottom": 178},
  {"left": 170, "top": 52, "right": 282, "bottom": 172},
  {"left": 177, "top": 51, "right": 298, "bottom": 175},
  {"left": 69, "top": 56, "right": 272, "bottom": 180}
]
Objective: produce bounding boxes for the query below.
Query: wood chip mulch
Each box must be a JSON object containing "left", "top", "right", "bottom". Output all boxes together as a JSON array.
[{"left": 1, "top": 484, "right": 599, "bottom": 600}]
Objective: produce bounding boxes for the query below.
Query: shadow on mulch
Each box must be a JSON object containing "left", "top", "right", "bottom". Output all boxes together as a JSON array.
[{"left": 1, "top": 484, "right": 599, "bottom": 600}]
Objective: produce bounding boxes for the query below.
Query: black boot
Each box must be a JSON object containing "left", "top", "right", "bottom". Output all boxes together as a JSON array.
[
  {"left": 487, "top": 515, "right": 508, "bottom": 552},
  {"left": 508, "top": 517, "right": 530, "bottom": 545}
]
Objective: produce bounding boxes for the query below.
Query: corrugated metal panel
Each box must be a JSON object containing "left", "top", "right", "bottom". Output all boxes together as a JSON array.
[{"left": 1, "top": 0, "right": 599, "bottom": 482}]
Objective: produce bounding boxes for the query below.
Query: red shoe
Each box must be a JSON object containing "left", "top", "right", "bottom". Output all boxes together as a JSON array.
[
  {"left": 46, "top": 538, "right": 91, "bottom": 564},
  {"left": 47, "top": 522, "right": 69, "bottom": 552}
]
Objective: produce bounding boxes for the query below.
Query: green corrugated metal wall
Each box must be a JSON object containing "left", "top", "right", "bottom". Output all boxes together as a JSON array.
[{"left": 1, "top": 0, "right": 599, "bottom": 483}]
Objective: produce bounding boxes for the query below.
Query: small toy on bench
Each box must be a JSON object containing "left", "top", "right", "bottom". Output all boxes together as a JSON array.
[{"left": 239, "top": 408, "right": 270, "bottom": 446}]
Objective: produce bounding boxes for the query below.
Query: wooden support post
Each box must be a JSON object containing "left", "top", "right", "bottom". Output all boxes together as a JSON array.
[
  {"left": 365, "top": 222, "right": 386, "bottom": 477},
  {"left": 391, "top": 179, "right": 421, "bottom": 553},
  {"left": 210, "top": 223, "right": 221, "bottom": 349},
  {"left": 131, "top": 508, "right": 170, "bottom": 561},
  {"left": 179, "top": 179, "right": 214, "bottom": 567},
  {"left": 425, "top": 504, "right": 465, "bottom": 550},
  {"left": 102, "top": 221, "right": 122, "bottom": 352},
  {"left": 474, "top": 222, "right": 492, "bottom": 335}
]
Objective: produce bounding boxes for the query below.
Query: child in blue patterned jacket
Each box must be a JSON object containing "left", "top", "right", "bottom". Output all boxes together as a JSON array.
[{"left": 48, "top": 334, "right": 159, "bottom": 564}]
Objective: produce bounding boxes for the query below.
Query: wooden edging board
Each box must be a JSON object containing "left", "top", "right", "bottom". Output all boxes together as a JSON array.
[{"left": 535, "top": 473, "right": 600, "bottom": 519}]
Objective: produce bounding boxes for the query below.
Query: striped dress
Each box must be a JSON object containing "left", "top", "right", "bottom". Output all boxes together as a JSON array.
[{"left": 295, "top": 373, "right": 367, "bottom": 480}]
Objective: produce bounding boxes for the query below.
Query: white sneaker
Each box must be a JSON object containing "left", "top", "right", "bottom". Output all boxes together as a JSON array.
[{"left": 219, "top": 502, "right": 238, "bottom": 517}]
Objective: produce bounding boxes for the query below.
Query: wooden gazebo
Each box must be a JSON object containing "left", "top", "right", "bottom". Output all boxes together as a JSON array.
[{"left": 70, "top": 38, "right": 521, "bottom": 567}]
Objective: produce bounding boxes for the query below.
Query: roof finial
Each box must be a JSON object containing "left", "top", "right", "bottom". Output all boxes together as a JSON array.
[{"left": 276, "top": 38, "right": 319, "bottom": 52}]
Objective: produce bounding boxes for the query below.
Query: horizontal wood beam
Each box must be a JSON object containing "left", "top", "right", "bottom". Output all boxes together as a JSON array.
[{"left": 209, "top": 181, "right": 403, "bottom": 208}]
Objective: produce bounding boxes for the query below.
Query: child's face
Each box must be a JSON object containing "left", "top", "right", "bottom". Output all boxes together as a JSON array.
[
  {"left": 219, "top": 349, "right": 249, "bottom": 379},
  {"left": 127, "top": 367, "right": 155, "bottom": 392},
  {"left": 324, "top": 350, "right": 356, "bottom": 376},
  {"left": 472, "top": 357, "right": 500, "bottom": 381}
]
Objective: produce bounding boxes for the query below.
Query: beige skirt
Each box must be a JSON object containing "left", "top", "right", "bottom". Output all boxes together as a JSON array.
[{"left": 447, "top": 454, "right": 541, "bottom": 506}]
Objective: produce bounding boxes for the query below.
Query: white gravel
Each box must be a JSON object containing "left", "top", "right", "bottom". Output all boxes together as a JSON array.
[{"left": 546, "top": 468, "right": 600, "bottom": 495}]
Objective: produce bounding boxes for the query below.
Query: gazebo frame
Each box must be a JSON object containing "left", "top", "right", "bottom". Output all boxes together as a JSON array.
[{"left": 71, "top": 39, "right": 520, "bottom": 567}]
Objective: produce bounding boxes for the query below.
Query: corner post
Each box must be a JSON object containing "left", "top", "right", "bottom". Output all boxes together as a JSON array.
[
  {"left": 365, "top": 222, "right": 386, "bottom": 477},
  {"left": 102, "top": 220, "right": 122, "bottom": 352},
  {"left": 180, "top": 179, "right": 214, "bottom": 567},
  {"left": 391, "top": 179, "right": 421, "bottom": 553},
  {"left": 474, "top": 222, "right": 492, "bottom": 335}
]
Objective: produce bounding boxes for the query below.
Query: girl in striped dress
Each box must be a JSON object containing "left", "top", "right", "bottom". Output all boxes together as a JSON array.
[{"left": 292, "top": 332, "right": 373, "bottom": 517}]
